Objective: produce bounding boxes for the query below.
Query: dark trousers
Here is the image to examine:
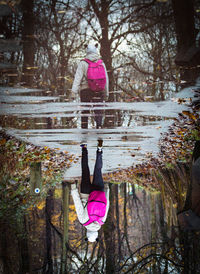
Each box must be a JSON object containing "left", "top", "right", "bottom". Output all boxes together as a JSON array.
[
  {"left": 81, "top": 147, "right": 104, "bottom": 194},
  {"left": 80, "top": 88, "right": 104, "bottom": 129}
]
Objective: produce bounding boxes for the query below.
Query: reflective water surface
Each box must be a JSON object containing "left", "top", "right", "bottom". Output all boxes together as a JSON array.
[{"left": 0, "top": 84, "right": 192, "bottom": 177}]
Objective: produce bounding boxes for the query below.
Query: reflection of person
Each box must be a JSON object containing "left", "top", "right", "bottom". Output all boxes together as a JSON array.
[
  {"left": 71, "top": 44, "right": 109, "bottom": 129},
  {"left": 71, "top": 140, "right": 110, "bottom": 242}
]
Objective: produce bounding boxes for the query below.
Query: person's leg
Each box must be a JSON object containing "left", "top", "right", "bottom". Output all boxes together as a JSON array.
[
  {"left": 80, "top": 145, "right": 91, "bottom": 194},
  {"left": 91, "top": 140, "right": 104, "bottom": 191},
  {"left": 91, "top": 91, "right": 104, "bottom": 129},
  {"left": 80, "top": 89, "right": 92, "bottom": 129}
]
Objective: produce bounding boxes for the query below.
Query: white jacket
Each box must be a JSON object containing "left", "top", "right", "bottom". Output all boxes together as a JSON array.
[
  {"left": 72, "top": 52, "right": 109, "bottom": 98},
  {"left": 71, "top": 184, "right": 110, "bottom": 231}
]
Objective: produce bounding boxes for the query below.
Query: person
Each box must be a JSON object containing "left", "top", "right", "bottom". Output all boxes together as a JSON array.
[
  {"left": 70, "top": 139, "right": 110, "bottom": 242},
  {"left": 71, "top": 43, "right": 109, "bottom": 129}
]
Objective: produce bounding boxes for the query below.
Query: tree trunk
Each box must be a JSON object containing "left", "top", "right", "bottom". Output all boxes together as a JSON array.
[
  {"left": 100, "top": 37, "right": 114, "bottom": 101},
  {"left": 18, "top": 216, "right": 30, "bottom": 274},
  {"left": 157, "top": 193, "right": 168, "bottom": 242},
  {"left": 90, "top": 0, "right": 114, "bottom": 101},
  {"left": 142, "top": 189, "right": 151, "bottom": 243},
  {"left": 123, "top": 183, "right": 132, "bottom": 255},
  {"left": 180, "top": 231, "right": 200, "bottom": 274},
  {"left": 178, "top": 141, "right": 200, "bottom": 273},
  {"left": 0, "top": 224, "right": 10, "bottom": 274},
  {"left": 21, "top": 0, "right": 35, "bottom": 86},
  {"left": 150, "top": 193, "right": 157, "bottom": 242},
  {"left": 61, "top": 182, "right": 70, "bottom": 274},
  {"left": 150, "top": 193, "right": 157, "bottom": 274},
  {"left": 103, "top": 184, "right": 116, "bottom": 273},
  {"left": 172, "top": 0, "right": 196, "bottom": 70},
  {"left": 43, "top": 188, "right": 54, "bottom": 274},
  {"left": 30, "top": 162, "right": 42, "bottom": 195},
  {"left": 114, "top": 184, "right": 122, "bottom": 260},
  {"left": 172, "top": 0, "right": 196, "bottom": 52}
]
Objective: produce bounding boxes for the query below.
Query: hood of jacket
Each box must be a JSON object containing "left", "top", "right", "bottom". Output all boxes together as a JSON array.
[
  {"left": 85, "top": 52, "right": 100, "bottom": 62},
  {"left": 85, "top": 221, "right": 101, "bottom": 231}
]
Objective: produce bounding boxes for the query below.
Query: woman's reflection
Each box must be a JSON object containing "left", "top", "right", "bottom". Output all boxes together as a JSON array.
[{"left": 70, "top": 139, "right": 110, "bottom": 242}]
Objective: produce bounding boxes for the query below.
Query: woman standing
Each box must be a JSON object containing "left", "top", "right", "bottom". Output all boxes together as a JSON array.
[{"left": 71, "top": 44, "right": 109, "bottom": 128}]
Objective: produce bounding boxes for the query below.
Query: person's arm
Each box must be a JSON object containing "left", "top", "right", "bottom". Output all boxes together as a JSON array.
[
  {"left": 71, "top": 61, "right": 84, "bottom": 94},
  {"left": 103, "top": 63, "right": 109, "bottom": 99},
  {"left": 71, "top": 184, "right": 89, "bottom": 224},
  {"left": 102, "top": 184, "right": 110, "bottom": 222}
]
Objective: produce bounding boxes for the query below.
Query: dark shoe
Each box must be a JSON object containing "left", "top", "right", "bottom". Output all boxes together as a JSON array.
[
  {"left": 97, "top": 139, "right": 103, "bottom": 152},
  {"left": 80, "top": 143, "right": 87, "bottom": 149},
  {"left": 97, "top": 139, "right": 103, "bottom": 147}
]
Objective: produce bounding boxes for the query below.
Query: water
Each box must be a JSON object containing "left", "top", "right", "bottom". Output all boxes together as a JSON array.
[{"left": 0, "top": 85, "right": 193, "bottom": 178}]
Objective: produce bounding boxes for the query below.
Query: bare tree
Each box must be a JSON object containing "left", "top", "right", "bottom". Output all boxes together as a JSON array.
[
  {"left": 74, "top": 0, "right": 175, "bottom": 101},
  {"left": 21, "top": 0, "right": 35, "bottom": 86},
  {"left": 33, "top": 0, "right": 85, "bottom": 93}
]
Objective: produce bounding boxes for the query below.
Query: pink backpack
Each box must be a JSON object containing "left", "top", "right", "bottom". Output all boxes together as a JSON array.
[
  {"left": 84, "top": 59, "right": 106, "bottom": 92},
  {"left": 83, "top": 190, "right": 107, "bottom": 226}
]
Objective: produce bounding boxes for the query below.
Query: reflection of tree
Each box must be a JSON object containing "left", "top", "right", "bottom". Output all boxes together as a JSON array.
[
  {"left": 177, "top": 141, "right": 200, "bottom": 273},
  {"left": 43, "top": 189, "right": 54, "bottom": 273},
  {"left": 103, "top": 184, "right": 116, "bottom": 273},
  {"left": 115, "top": 184, "right": 122, "bottom": 260},
  {"left": 123, "top": 183, "right": 132, "bottom": 256},
  {"left": 18, "top": 216, "right": 30, "bottom": 274},
  {"left": 0, "top": 178, "right": 189, "bottom": 273}
]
